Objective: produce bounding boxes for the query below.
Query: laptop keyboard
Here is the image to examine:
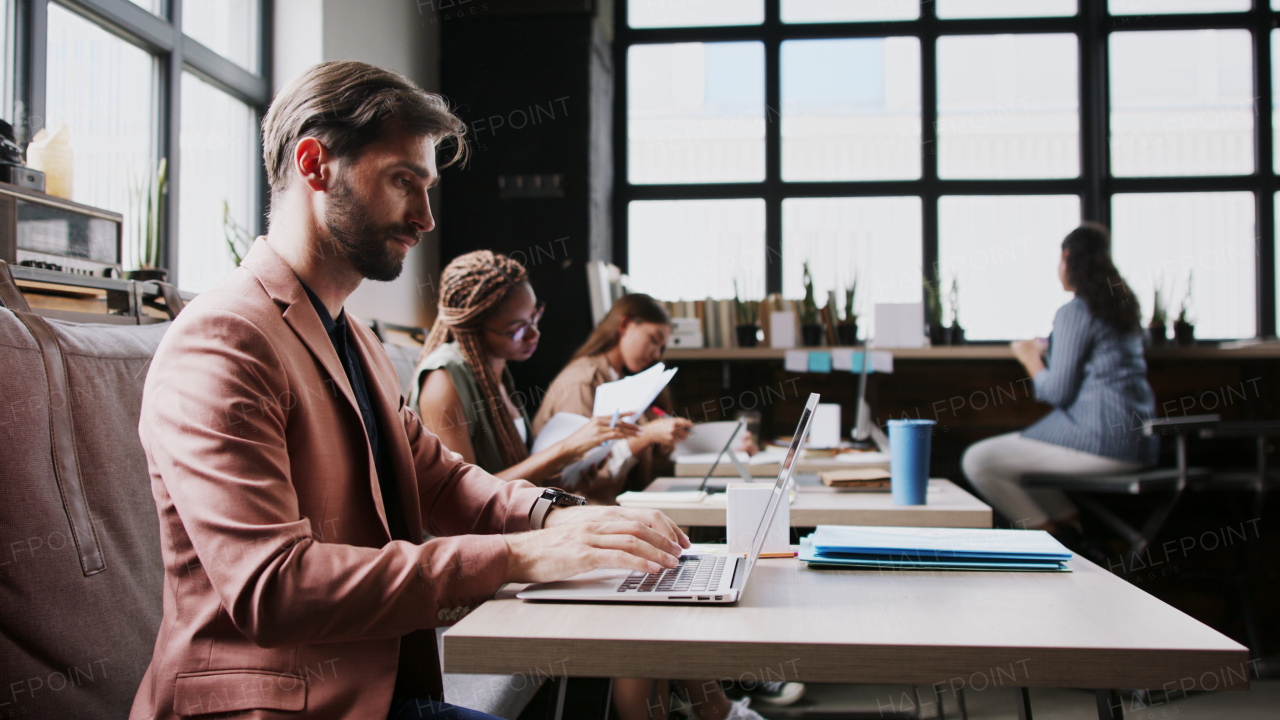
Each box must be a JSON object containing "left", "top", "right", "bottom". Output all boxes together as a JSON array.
[{"left": 617, "top": 555, "right": 728, "bottom": 593}]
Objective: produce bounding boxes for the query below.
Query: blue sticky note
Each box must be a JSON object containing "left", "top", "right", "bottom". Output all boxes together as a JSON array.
[{"left": 808, "top": 351, "right": 832, "bottom": 373}]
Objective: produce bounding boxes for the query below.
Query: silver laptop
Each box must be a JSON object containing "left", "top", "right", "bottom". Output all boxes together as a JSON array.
[
  {"left": 517, "top": 393, "right": 821, "bottom": 605},
  {"left": 665, "top": 418, "right": 754, "bottom": 493}
]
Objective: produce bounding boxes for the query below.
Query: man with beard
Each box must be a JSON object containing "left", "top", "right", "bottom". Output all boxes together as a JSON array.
[{"left": 130, "top": 60, "right": 688, "bottom": 720}]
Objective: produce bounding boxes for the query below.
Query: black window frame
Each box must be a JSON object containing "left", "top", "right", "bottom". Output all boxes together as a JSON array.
[
  {"left": 12, "top": 0, "right": 271, "bottom": 289},
  {"left": 612, "top": 0, "right": 1279, "bottom": 340}
]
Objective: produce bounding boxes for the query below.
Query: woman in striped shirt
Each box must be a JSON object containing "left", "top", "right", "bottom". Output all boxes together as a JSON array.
[{"left": 962, "top": 223, "right": 1158, "bottom": 535}]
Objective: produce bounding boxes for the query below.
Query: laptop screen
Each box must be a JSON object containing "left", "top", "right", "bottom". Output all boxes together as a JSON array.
[
  {"left": 697, "top": 419, "right": 745, "bottom": 491},
  {"left": 739, "top": 393, "right": 820, "bottom": 585}
]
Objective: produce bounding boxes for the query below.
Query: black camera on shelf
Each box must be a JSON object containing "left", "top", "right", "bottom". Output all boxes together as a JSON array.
[{"left": 0, "top": 120, "right": 45, "bottom": 192}]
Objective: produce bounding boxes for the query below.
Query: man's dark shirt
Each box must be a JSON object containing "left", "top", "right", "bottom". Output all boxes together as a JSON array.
[{"left": 300, "top": 281, "right": 409, "bottom": 542}]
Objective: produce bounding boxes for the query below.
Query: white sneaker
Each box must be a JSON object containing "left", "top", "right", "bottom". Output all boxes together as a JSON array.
[
  {"left": 724, "top": 697, "right": 767, "bottom": 720},
  {"left": 751, "top": 681, "right": 805, "bottom": 707}
]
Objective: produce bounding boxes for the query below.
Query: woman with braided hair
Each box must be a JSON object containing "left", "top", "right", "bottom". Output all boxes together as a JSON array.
[{"left": 410, "top": 250, "right": 640, "bottom": 484}]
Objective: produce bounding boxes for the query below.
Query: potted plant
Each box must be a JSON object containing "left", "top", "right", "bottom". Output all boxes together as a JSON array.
[
  {"left": 924, "top": 276, "right": 947, "bottom": 345},
  {"left": 799, "top": 262, "right": 824, "bottom": 346},
  {"left": 124, "top": 158, "right": 168, "bottom": 282},
  {"left": 1148, "top": 284, "right": 1168, "bottom": 346},
  {"left": 947, "top": 276, "right": 965, "bottom": 345},
  {"left": 1173, "top": 272, "right": 1195, "bottom": 346},
  {"left": 837, "top": 274, "right": 859, "bottom": 346},
  {"left": 733, "top": 279, "right": 761, "bottom": 348},
  {"left": 222, "top": 199, "right": 254, "bottom": 266}
]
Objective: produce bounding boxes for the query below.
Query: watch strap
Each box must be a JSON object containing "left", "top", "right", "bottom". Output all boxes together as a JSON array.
[{"left": 529, "top": 495, "right": 554, "bottom": 531}]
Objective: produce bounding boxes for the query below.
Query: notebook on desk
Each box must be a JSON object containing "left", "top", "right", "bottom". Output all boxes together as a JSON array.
[{"left": 517, "top": 393, "right": 820, "bottom": 605}]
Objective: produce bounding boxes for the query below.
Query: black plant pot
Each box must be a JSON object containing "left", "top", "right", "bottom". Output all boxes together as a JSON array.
[
  {"left": 735, "top": 324, "right": 760, "bottom": 348},
  {"left": 800, "top": 324, "right": 825, "bottom": 347},
  {"left": 836, "top": 322, "right": 859, "bottom": 346},
  {"left": 948, "top": 324, "right": 966, "bottom": 345},
  {"left": 1148, "top": 322, "right": 1168, "bottom": 346},
  {"left": 929, "top": 323, "right": 949, "bottom": 346},
  {"left": 1173, "top": 321, "right": 1195, "bottom": 346},
  {"left": 123, "top": 268, "right": 168, "bottom": 282}
]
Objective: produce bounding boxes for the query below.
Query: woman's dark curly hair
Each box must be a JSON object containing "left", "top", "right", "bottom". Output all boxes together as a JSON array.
[{"left": 1062, "top": 222, "right": 1142, "bottom": 334}]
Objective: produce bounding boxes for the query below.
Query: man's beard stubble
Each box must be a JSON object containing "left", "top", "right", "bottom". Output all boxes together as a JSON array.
[{"left": 323, "top": 175, "right": 417, "bottom": 283}]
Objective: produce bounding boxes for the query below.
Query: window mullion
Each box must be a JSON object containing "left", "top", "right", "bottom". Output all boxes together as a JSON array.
[
  {"left": 765, "top": 0, "right": 781, "bottom": 295},
  {"left": 1254, "top": 4, "right": 1276, "bottom": 337},
  {"left": 922, "top": 2, "right": 939, "bottom": 293},
  {"left": 159, "top": 0, "right": 180, "bottom": 279},
  {"left": 1081, "top": 0, "right": 1109, "bottom": 225},
  {"left": 18, "top": 0, "right": 50, "bottom": 146}
]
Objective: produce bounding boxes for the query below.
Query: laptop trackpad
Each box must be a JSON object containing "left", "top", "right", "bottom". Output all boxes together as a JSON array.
[{"left": 520, "top": 568, "right": 630, "bottom": 595}]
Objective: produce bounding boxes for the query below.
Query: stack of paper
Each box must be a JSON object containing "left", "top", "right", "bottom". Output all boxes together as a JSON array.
[
  {"left": 531, "top": 364, "right": 678, "bottom": 488},
  {"left": 532, "top": 412, "right": 615, "bottom": 489},
  {"left": 800, "top": 526, "right": 1072, "bottom": 572},
  {"left": 592, "top": 362, "right": 678, "bottom": 422}
]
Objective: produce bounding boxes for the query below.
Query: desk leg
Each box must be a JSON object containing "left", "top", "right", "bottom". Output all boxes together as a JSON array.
[
  {"left": 552, "top": 676, "right": 567, "bottom": 720},
  {"left": 1015, "top": 687, "right": 1033, "bottom": 720},
  {"left": 1094, "top": 689, "right": 1123, "bottom": 720}
]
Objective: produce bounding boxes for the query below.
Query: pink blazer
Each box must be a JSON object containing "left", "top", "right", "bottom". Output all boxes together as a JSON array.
[{"left": 129, "top": 240, "right": 541, "bottom": 719}]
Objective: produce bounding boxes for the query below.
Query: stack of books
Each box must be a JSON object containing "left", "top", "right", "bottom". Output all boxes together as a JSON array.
[
  {"left": 817, "top": 468, "right": 891, "bottom": 490},
  {"left": 799, "top": 526, "right": 1073, "bottom": 572}
]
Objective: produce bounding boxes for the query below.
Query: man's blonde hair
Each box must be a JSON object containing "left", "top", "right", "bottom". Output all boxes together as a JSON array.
[{"left": 261, "top": 60, "right": 467, "bottom": 207}]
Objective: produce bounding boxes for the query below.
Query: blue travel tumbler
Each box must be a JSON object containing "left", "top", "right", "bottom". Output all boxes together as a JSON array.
[{"left": 888, "top": 419, "right": 935, "bottom": 505}]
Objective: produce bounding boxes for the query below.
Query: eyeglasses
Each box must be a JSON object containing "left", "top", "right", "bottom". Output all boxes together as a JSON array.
[{"left": 485, "top": 303, "right": 544, "bottom": 342}]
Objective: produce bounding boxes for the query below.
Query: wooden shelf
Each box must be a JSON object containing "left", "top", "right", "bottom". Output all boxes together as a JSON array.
[{"left": 663, "top": 342, "right": 1280, "bottom": 362}]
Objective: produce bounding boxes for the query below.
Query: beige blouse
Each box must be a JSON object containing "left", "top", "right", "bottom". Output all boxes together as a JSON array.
[{"left": 532, "top": 355, "right": 619, "bottom": 434}]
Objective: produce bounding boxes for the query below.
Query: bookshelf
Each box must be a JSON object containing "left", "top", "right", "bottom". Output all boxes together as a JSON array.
[{"left": 662, "top": 343, "right": 1280, "bottom": 362}]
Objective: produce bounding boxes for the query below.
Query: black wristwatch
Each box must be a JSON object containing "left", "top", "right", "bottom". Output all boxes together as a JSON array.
[{"left": 529, "top": 488, "right": 587, "bottom": 530}]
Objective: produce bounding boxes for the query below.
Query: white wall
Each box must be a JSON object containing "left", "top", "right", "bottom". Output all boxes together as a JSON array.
[{"left": 272, "top": 0, "right": 442, "bottom": 329}]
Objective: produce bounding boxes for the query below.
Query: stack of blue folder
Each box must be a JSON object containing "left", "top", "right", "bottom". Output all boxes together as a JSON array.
[{"left": 799, "top": 525, "right": 1073, "bottom": 572}]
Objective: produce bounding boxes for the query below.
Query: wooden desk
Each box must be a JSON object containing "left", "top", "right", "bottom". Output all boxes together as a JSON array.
[
  {"left": 674, "top": 453, "right": 888, "bottom": 477},
  {"left": 632, "top": 477, "right": 992, "bottom": 528},
  {"left": 444, "top": 553, "right": 1250, "bottom": 716}
]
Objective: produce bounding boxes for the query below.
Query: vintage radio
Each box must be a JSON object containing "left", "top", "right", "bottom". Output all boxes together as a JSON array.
[{"left": 0, "top": 183, "right": 123, "bottom": 277}]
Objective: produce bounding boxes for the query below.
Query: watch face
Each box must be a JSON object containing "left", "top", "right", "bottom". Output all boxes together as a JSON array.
[{"left": 547, "top": 490, "right": 586, "bottom": 507}]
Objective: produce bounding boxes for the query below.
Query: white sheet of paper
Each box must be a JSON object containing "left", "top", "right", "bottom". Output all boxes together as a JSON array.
[
  {"left": 809, "top": 403, "right": 842, "bottom": 449},
  {"left": 673, "top": 421, "right": 741, "bottom": 457},
  {"left": 531, "top": 412, "right": 590, "bottom": 454},
  {"left": 675, "top": 451, "right": 753, "bottom": 466},
  {"left": 592, "top": 362, "right": 677, "bottom": 422},
  {"left": 784, "top": 350, "right": 808, "bottom": 373},
  {"left": 873, "top": 303, "right": 925, "bottom": 349},
  {"left": 749, "top": 448, "right": 786, "bottom": 465},
  {"left": 530, "top": 411, "right": 615, "bottom": 489},
  {"left": 769, "top": 311, "right": 797, "bottom": 348}
]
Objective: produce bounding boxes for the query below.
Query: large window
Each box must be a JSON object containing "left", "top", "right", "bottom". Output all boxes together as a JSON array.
[
  {"left": 616, "top": 0, "right": 1279, "bottom": 340},
  {"left": 45, "top": 3, "right": 155, "bottom": 267},
  {"left": 13, "top": 0, "right": 269, "bottom": 292}
]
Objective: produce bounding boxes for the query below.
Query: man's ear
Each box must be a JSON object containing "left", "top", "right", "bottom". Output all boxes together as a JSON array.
[{"left": 294, "top": 137, "right": 331, "bottom": 192}]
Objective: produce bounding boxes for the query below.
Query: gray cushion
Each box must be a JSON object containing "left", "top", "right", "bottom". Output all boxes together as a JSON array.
[
  {"left": 443, "top": 673, "right": 544, "bottom": 719},
  {"left": 0, "top": 310, "right": 169, "bottom": 720},
  {"left": 383, "top": 341, "right": 423, "bottom": 398},
  {"left": 436, "top": 627, "right": 543, "bottom": 718}
]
